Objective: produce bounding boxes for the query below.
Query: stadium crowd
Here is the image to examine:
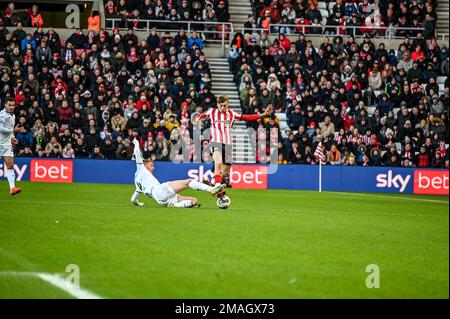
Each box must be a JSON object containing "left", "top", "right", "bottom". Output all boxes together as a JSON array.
[
  {"left": 0, "top": 3, "right": 221, "bottom": 162},
  {"left": 104, "top": 0, "right": 231, "bottom": 34},
  {"left": 229, "top": 26, "right": 449, "bottom": 167},
  {"left": 246, "top": 0, "right": 439, "bottom": 39}
]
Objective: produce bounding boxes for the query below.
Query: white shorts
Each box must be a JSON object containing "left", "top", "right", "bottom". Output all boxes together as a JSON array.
[
  {"left": 151, "top": 183, "right": 178, "bottom": 206},
  {"left": 0, "top": 145, "right": 13, "bottom": 157}
]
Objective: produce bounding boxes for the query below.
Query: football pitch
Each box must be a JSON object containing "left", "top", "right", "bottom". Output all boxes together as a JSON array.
[{"left": 0, "top": 182, "right": 448, "bottom": 299}]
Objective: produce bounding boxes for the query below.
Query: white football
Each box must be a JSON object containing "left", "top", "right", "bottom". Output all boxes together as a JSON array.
[{"left": 217, "top": 195, "right": 231, "bottom": 209}]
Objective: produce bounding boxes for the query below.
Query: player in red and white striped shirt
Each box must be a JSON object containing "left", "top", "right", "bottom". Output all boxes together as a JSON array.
[{"left": 194, "top": 95, "right": 272, "bottom": 190}]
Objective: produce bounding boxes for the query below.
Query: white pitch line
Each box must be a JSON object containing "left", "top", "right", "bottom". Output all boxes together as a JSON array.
[
  {"left": 328, "top": 192, "right": 449, "bottom": 204},
  {"left": 0, "top": 271, "right": 103, "bottom": 299},
  {"left": 37, "top": 273, "right": 103, "bottom": 299}
]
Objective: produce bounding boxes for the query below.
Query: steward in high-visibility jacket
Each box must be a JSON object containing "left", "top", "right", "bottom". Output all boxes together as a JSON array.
[{"left": 88, "top": 11, "right": 101, "bottom": 31}]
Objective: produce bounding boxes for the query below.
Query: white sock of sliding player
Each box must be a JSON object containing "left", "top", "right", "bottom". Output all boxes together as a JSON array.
[
  {"left": 6, "top": 169, "right": 15, "bottom": 189},
  {"left": 173, "top": 200, "right": 194, "bottom": 208},
  {"left": 188, "top": 180, "right": 213, "bottom": 192}
]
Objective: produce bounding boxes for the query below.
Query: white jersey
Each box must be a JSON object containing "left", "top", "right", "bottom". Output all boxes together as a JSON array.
[
  {"left": 132, "top": 141, "right": 177, "bottom": 205},
  {"left": 134, "top": 164, "right": 161, "bottom": 197},
  {"left": 0, "top": 109, "right": 15, "bottom": 147}
]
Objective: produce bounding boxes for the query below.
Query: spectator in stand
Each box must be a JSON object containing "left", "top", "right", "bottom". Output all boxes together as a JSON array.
[{"left": 26, "top": 5, "right": 44, "bottom": 28}]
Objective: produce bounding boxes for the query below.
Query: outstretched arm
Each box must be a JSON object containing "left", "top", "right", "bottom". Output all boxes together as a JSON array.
[
  {"left": 132, "top": 138, "right": 143, "bottom": 165},
  {"left": 192, "top": 112, "right": 209, "bottom": 123},
  {"left": 239, "top": 105, "right": 273, "bottom": 121}
]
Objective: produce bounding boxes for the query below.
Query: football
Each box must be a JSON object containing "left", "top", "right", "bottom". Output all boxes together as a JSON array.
[{"left": 217, "top": 195, "right": 231, "bottom": 209}]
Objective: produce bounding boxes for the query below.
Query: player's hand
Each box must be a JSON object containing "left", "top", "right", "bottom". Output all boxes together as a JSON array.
[
  {"left": 194, "top": 113, "right": 208, "bottom": 123},
  {"left": 11, "top": 138, "right": 19, "bottom": 145}
]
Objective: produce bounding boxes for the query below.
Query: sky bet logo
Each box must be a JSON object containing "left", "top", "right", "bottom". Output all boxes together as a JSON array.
[
  {"left": 0, "top": 163, "right": 27, "bottom": 181},
  {"left": 376, "top": 170, "right": 411, "bottom": 193}
]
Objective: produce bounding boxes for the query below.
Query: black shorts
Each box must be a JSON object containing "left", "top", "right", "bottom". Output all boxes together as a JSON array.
[{"left": 210, "top": 142, "right": 233, "bottom": 165}]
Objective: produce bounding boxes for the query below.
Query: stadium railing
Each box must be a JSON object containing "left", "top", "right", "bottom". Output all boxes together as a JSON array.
[
  {"left": 105, "top": 18, "right": 234, "bottom": 55},
  {"left": 234, "top": 24, "right": 426, "bottom": 39},
  {"left": 437, "top": 33, "right": 449, "bottom": 42}
]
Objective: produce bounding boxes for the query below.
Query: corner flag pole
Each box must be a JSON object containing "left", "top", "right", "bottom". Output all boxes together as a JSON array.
[{"left": 319, "top": 160, "right": 322, "bottom": 193}]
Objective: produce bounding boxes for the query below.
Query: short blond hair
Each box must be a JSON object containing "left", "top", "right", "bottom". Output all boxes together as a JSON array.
[{"left": 217, "top": 95, "right": 229, "bottom": 104}]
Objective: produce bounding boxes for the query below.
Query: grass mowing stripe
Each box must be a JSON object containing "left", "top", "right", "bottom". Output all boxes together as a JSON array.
[
  {"left": 0, "top": 199, "right": 445, "bottom": 217},
  {"left": 329, "top": 191, "right": 449, "bottom": 203}
]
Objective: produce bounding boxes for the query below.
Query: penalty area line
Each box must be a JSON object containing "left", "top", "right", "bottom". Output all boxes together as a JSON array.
[{"left": 0, "top": 271, "right": 103, "bottom": 299}]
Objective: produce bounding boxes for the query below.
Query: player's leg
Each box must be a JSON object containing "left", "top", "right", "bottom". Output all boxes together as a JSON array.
[
  {"left": 210, "top": 143, "right": 225, "bottom": 186},
  {"left": 167, "top": 179, "right": 225, "bottom": 195},
  {"left": 167, "top": 195, "right": 199, "bottom": 208},
  {"left": 221, "top": 163, "right": 232, "bottom": 187},
  {"left": 2, "top": 154, "right": 21, "bottom": 196},
  {"left": 220, "top": 144, "right": 233, "bottom": 187}
]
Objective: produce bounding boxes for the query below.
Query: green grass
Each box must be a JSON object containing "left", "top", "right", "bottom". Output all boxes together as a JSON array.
[{"left": 0, "top": 181, "right": 448, "bottom": 299}]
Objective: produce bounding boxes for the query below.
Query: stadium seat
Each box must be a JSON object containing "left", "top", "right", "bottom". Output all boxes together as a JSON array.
[
  {"left": 367, "top": 106, "right": 376, "bottom": 116},
  {"left": 437, "top": 76, "right": 447, "bottom": 84},
  {"left": 320, "top": 9, "right": 329, "bottom": 18},
  {"left": 276, "top": 113, "right": 287, "bottom": 121},
  {"left": 280, "top": 121, "right": 289, "bottom": 131},
  {"left": 318, "top": 2, "right": 327, "bottom": 10}
]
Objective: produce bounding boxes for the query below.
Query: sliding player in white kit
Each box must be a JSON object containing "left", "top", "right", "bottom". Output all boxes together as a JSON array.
[
  {"left": 0, "top": 98, "right": 25, "bottom": 196},
  {"left": 130, "top": 138, "right": 225, "bottom": 207}
]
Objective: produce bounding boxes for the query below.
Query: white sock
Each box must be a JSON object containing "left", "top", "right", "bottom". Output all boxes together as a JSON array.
[
  {"left": 172, "top": 200, "right": 194, "bottom": 208},
  {"left": 131, "top": 191, "right": 141, "bottom": 202},
  {"left": 6, "top": 169, "right": 15, "bottom": 190},
  {"left": 188, "top": 180, "right": 213, "bottom": 192}
]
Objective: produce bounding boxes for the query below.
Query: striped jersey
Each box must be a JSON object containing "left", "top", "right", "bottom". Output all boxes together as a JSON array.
[{"left": 203, "top": 108, "right": 242, "bottom": 145}]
